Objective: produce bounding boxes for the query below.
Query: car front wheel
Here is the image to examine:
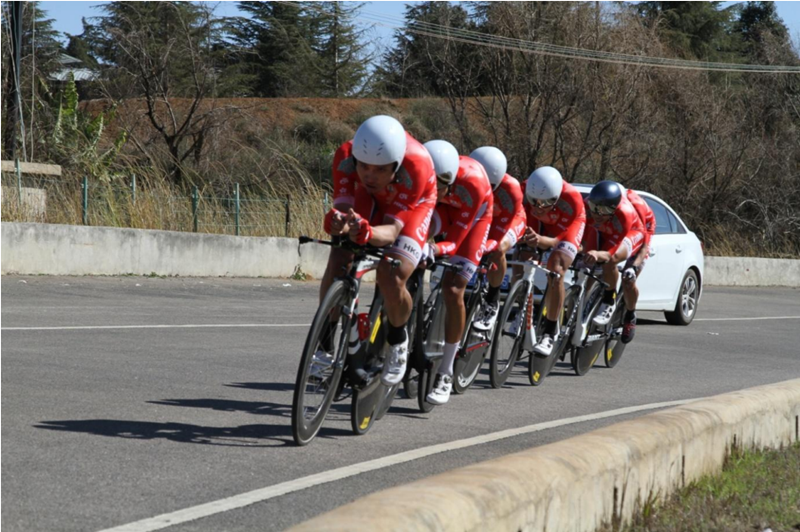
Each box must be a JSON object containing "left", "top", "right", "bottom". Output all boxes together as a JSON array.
[{"left": 665, "top": 269, "right": 699, "bottom": 325}]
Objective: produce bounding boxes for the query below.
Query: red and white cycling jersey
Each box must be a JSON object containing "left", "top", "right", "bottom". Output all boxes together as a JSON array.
[
  {"left": 489, "top": 173, "right": 526, "bottom": 248},
  {"left": 523, "top": 180, "right": 586, "bottom": 259},
  {"left": 347, "top": 133, "right": 437, "bottom": 265},
  {"left": 583, "top": 195, "right": 646, "bottom": 258},
  {"left": 626, "top": 189, "right": 656, "bottom": 248},
  {"left": 431, "top": 155, "right": 493, "bottom": 279}
]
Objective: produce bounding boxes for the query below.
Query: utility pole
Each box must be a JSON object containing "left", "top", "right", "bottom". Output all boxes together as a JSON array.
[{"left": 5, "top": 1, "right": 23, "bottom": 159}]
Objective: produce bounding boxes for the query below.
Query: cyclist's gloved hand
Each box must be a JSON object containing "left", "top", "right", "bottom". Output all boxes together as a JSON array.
[
  {"left": 623, "top": 267, "right": 638, "bottom": 281},
  {"left": 347, "top": 211, "right": 372, "bottom": 245},
  {"left": 324, "top": 208, "right": 344, "bottom": 235}
]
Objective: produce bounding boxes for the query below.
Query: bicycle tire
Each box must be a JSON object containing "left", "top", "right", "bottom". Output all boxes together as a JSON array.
[
  {"left": 350, "top": 292, "right": 390, "bottom": 435},
  {"left": 530, "top": 286, "right": 580, "bottom": 386},
  {"left": 452, "top": 287, "right": 488, "bottom": 394},
  {"left": 403, "top": 271, "right": 426, "bottom": 400},
  {"left": 572, "top": 283, "right": 606, "bottom": 376},
  {"left": 417, "top": 358, "right": 441, "bottom": 413},
  {"left": 605, "top": 301, "right": 628, "bottom": 368},
  {"left": 489, "top": 280, "right": 527, "bottom": 388},
  {"left": 292, "top": 280, "right": 349, "bottom": 446},
  {"left": 416, "top": 284, "right": 445, "bottom": 413}
]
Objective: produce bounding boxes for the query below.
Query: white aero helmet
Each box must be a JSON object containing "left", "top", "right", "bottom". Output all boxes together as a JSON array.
[
  {"left": 423, "top": 140, "right": 460, "bottom": 186},
  {"left": 526, "top": 166, "right": 563, "bottom": 205},
  {"left": 352, "top": 115, "right": 407, "bottom": 169},
  {"left": 469, "top": 146, "right": 507, "bottom": 190}
]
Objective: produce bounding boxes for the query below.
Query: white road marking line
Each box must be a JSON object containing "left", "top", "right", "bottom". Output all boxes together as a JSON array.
[
  {"left": 1, "top": 324, "right": 310, "bottom": 331},
  {"left": 694, "top": 316, "right": 800, "bottom": 322},
  {"left": 97, "top": 397, "right": 700, "bottom": 532}
]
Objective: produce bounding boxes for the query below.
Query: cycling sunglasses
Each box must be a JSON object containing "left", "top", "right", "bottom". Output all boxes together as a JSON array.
[
  {"left": 532, "top": 197, "right": 558, "bottom": 209},
  {"left": 588, "top": 201, "right": 616, "bottom": 216},
  {"left": 436, "top": 173, "right": 454, "bottom": 187}
]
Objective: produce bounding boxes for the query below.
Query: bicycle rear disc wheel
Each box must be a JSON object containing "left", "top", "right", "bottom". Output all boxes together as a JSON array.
[
  {"left": 292, "top": 280, "right": 348, "bottom": 446},
  {"left": 417, "top": 359, "right": 439, "bottom": 413},
  {"left": 351, "top": 378, "right": 385, "bottom": 435},
  {"left": 490, "top": 280, "right": 527, "bottom": 388}
]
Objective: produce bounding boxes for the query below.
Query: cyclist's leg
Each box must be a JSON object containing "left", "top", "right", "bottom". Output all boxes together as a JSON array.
[
  {"left": 377, "top": 202, "right": 433, "bottom": 385},
  {"left": 534, "top": 246, "right": 573, "bottom": 355},
  {"left": 595, "top": 236, "right": 635, "bottom": 325},
  {"left": 621, "top": 241, "right": 647, "bottom": 342},
  {"left": 428, "top": 215, "right": 488, "bottom": 404}
]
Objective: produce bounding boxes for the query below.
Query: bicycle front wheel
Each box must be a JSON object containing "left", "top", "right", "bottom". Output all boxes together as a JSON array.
[
  {"left": 292, "top": 280, "right": 349, "bottom": 446},
  {"left": 490, "top": 280, "right": 527, "bottom": 388},
  {"left": 453, "top": 290, "right": 488, "bottom": 394}
]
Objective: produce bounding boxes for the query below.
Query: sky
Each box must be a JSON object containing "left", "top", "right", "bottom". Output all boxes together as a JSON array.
[{"left": 37, "top": 0, "right": 800, "bottom": 55}]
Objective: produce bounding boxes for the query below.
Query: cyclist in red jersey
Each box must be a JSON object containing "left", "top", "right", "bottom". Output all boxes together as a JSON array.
[
  {"left": 520, "top": 166, "right": 587, "bottom": 356},
  {"left": 422, "top": 140, "right": 494, "bottom": 405},
  {"left": 616, "top": 188, "right": 656, "bottom": 343},
  {"left": 322, "top": 115, "right": 436, "bottom": 386},
  {"left": 582, "top": 181, "right": 646, "bottom": 329},
  {"left": 468, "top": 147, "right": 526, "bottom": 332}
]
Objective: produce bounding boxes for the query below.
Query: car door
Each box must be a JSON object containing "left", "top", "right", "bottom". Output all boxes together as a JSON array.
[{"left": 638, "top": 197, "right": 687, "bottom": 309}]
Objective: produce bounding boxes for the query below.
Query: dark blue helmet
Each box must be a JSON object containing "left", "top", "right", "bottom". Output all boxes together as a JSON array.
[{"left": 588, "top": 180, "right": 623, "bottom": 216}]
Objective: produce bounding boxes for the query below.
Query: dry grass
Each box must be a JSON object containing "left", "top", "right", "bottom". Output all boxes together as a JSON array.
[
  {"left": 1, "top": 167, "right": 328, "bottom": 239},
  {"left": 599, "top": 443, "right": 800, "bottom": 532}
]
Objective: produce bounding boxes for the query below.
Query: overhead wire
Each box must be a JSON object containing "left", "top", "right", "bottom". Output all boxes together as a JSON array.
[{"left": 354, "top": 8, "right": 800, "bottom": 74}]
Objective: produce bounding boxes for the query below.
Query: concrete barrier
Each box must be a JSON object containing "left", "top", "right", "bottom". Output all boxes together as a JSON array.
[
  {"left": 704, "top": 256, "right": 800, "bottom": 287},
  {"left": 0, "top": 222, "right": 329, "bottom": 278},
  {"left": 1, "top": 223, "right": 798, "bottom": 287},
  {"left": 290, "top": 379, "right": 800, "bottom": 532}
]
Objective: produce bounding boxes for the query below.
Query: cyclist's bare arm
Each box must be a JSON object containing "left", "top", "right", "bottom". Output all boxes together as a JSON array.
[{"left": 367, "top": 220, "right": 403, "bottom": 247}]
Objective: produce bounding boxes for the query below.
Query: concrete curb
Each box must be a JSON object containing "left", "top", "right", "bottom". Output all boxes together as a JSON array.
[
  {"left": 704, "top": 256, "right": 800, "bottom": 287},
  {"left": 2, "top": 223, "right": 798, "bottom": 286},
  {"left": 289, "top": 379, "right": 800, "bottom": 532}
]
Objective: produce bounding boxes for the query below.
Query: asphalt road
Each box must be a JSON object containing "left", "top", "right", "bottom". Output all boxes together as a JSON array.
[{"left": 2, "top": 276, "right": 799, "bottom": 532}]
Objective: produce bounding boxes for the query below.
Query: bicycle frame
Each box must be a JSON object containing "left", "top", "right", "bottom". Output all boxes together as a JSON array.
[{"left": 505, "top": 256, "right": 557, "bottom": 352}]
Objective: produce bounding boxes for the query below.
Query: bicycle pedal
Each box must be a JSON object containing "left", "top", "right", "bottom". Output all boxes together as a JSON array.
[{"left": 334, "top": 388, "right": 352, "bottom": 402}]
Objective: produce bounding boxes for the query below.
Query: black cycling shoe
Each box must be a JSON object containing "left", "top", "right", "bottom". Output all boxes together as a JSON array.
[{"left": 621, "top": 317, "right": 636, "bottom": 344}]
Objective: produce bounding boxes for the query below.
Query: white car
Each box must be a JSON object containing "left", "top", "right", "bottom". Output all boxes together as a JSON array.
[{"left": 523, "top": 185, "right": 704, "bottom": 325}]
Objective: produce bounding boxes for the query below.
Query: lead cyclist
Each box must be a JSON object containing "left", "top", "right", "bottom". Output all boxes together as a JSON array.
[{"left": 320, "top": 115, "right": 437, "bottom": 386}]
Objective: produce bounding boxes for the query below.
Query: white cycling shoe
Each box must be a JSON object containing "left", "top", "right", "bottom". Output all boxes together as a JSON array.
[
  {"left": 426, "top": 373, "right": 453, "bottom": 405},
  {"left": 381, "top": 338, "right": 408, "bottom": 386},
  {"left": 473, "top": 301, "right": 500, "bottom": 331},
  {"left": 593, "top": 303, "right": 616, "bottom": 326},
  {"left": 533, "top": 334, "right": 557, "bottom": 357}
]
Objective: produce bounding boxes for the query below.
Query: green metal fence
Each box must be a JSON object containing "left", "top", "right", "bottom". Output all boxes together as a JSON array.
[{"left": 1, "top": 172, "right": 329, "bottom": 238}]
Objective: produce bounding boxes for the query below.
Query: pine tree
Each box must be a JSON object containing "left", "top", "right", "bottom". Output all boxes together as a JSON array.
[
  {"left": 1, "top": 1, "right": 63, "bottom": 158},
  {"left": 378, "top": 1, "right": 476, "bottom": 97},
  {"left": 233, "top": 1, "right": 321, "bottom": 97},
  {"left": 635, "top": 2, "right": 737, "bottom": 61},
  {"left": 313, "top": 2, "right": 371, "bottom": 97}
]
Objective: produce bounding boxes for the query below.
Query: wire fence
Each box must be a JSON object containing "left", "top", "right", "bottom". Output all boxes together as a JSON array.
[{"left": 1, "top": 171, "right": 329, "bottom": 238}]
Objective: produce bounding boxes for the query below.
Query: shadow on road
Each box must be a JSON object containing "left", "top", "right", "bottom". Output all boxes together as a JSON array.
[
  {"left": 637, "top": 318, "right": 671, "bottom": 326},
  {"left": 225, "top": 382, "right": 295, "bottom": 392},
  {"left": 34, "top": 419, "right": 351, "bottom": 447},
  {"left": 147, "top": 397, "right": 351, "bottom": 417}
]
